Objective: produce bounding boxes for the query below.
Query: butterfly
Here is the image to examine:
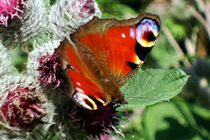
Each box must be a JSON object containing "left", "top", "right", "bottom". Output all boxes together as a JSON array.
[{"left": 56, "top": 13, "right": 160, "bottom": 110}]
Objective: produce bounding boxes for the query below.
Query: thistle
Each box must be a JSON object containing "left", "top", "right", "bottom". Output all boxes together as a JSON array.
[
  {"left": 0, "top": 0, "right": 47, "bottom": 48},
  {"left": 0, "top": 75, "right": 46, "bottom": 130},
  {"left": 0, "top": 86, "right": 46, "bottom": 129},
  {"left": 37, "top": 52, "right": 64, "bottom": 88},
  {"left": 27, "top": 40, "right": 64, "bottom": 88},
  {"left": 49, "top": 0, "right": 101, "bottom": 39},
  {"left": 70, "top": 102, "right": 120, "bottom": 138},
  {"left": 0, "top": 0, "right": 26, "bottom": 27}
]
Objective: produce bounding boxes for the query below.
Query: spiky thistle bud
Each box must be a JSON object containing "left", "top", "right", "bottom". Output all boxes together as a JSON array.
[
  {"left": 0, "top": 75, "right": 47, "bottom": 130},
  {"left": 70, "top": 102, "right": 120, "bottom": 138},
  {"left": 0, "top": 0, "right": 47, "bottom": 48},
  {"left": 0, "top": 0, "right": 26, "bottom": 27},
  {"left": 27, "top": 40, "right": 64, "bottom": 88},
  {"left": 49, "top": 0, "right": 101, "bottom": 39},
  {"left": 37, "top": 52, "right": 64, "bottom": 88}
]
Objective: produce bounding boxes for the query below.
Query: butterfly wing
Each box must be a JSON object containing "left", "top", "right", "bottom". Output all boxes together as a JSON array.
[
  {"left": 57, "top": 13, "right": 160, "bottom": 110},
  {"left": 71, "top": 13, "right": 160, "bottom": 86},
  {"left": 57, "top": 39, "right": 124, "bottom": 110}
]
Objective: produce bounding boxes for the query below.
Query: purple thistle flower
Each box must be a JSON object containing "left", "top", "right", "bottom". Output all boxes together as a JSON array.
[
  {"left": 70, "top": 102, "right": 120, "bottom": 138},
  {"left": 78, "top": 0, "right": 96, "bottom": 18},
  {"left": 0, "top": 0, "right": 26, "bottom": 26},
  {"left": 37, "top": 52, "right": 64, "bottom": 88},
  {"left": 0, "top": 86, "right": 46, "bottom": 129}
]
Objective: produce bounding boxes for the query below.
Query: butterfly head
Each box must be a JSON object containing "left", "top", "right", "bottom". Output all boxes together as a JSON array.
[{"left": 136, "top": 17, "right": 160, "bottom": 48}]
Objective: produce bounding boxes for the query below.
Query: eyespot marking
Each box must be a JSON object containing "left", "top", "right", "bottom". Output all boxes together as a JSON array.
[{"left": 136, "top": 18, "right": 160, "bottom": 48}]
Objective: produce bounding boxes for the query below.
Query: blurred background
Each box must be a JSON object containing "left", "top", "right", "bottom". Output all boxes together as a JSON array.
[{"left": 95, "top": 0, "right": 210, "bottom": 140}]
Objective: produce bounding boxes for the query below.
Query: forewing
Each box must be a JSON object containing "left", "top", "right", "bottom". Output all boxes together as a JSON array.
[{"left": 71, "top": 13, "right": 160, "bottom": 86}]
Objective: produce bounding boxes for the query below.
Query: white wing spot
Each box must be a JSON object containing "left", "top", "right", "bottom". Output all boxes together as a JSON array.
[
  {"left": 76, "top": 82, "right": 81, "bottom": 86},
  {"left": 121, "top": 33, "right": 126, "bottom": 38},
  {"left": 73, "top": 88, "right": 97, "bottom": 110}
]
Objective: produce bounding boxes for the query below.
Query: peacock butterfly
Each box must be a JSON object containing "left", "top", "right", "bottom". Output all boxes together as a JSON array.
[{"left": 56, "top": 13, "right": 160, "bottom": 110}]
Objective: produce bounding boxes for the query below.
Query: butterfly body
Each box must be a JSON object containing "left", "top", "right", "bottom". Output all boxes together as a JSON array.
[{"left": 57, "top": 13, "right": 160, "bottom": 110}]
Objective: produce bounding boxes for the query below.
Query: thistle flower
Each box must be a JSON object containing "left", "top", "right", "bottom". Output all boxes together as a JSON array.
[
  {"left": 0, "top": 0, "right": 47, "bottom": 48},
  {"left": 76, "top": 0, "right": 97, "bottom": 18},
  {"left": 70, "top": 102, "right": 120, "bottom": 138},
  {"left": 0, "top": 75, "right": 47, "bottom": 129},
  {"left": 0, "top": 0, "right": 26, "bottom": 27},
  {"left": 49, "top": 0, "right": 101, "bottom": 39},
  {"left": 37, "top": 52, "right": 64, "bottom": 88},
  {"left": 27, "top": 40, "right": 64, "bottom": 88}
]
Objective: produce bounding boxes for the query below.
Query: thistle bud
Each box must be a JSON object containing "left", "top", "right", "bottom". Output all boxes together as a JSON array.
[
  {"left": 0, "top": 0, "right": 26, "bottom": 27},
  {"left": 27, "top": 40, "right": 64, "bottom": 88},
  {"left": 0, "top": 75, "right": 47, "bottom": 129},
  {"left": 49, "top": 0, "right": 101, "bottom": 39},
  {"left": 0, "top": 0, "right": 47, "bottom": 48},
  {"left": 70, "top": 102, "right": 120, "bottom": 138}
]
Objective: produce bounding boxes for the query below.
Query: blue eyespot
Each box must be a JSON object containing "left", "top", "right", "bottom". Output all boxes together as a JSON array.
[
  {"left": 138, "top": 18, "right": 159, "bottom": 33},
  {"left": 136, "top": 18, "right": 160, "bottom": 47}
]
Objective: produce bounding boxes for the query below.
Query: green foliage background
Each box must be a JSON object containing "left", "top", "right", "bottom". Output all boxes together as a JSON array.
[{"left": 95, "top": 0, "right": 210, "bottom": 140}]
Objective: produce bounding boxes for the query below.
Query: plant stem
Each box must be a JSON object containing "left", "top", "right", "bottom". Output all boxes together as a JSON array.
[
  {"left": 162, "top": 26, "right": 192, "bottom": 68},
  {"left": 189, "top": 6, "right": 210, "bottom": 39}
]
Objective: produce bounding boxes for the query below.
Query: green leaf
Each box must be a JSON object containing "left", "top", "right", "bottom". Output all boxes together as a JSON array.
[
  {"left": 142, "top": 101, "right": 204, "bottom": 140},
  {"left": 121, "top": 68, "right": 188, "bottom": 106}
]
